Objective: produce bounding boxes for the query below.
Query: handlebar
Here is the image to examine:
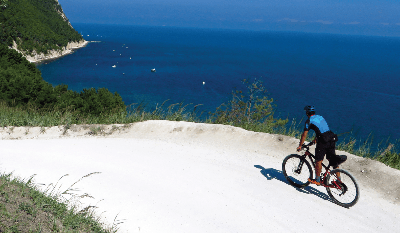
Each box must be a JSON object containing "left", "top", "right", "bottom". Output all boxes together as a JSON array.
[{"left": 301, "top": 141, "right": 315, "bottom": 150}]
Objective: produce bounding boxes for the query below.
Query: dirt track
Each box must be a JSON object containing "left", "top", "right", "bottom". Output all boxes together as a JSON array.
[{"left": 0, "top": 120, "right": 399, "bottom": 232}]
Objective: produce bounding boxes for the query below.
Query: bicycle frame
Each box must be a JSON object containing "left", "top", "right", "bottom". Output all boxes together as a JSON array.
[{"left": 300, "top": 147, "right": 343, "bottom": 189}]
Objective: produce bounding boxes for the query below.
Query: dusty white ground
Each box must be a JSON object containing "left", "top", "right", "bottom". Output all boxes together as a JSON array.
[{"left": 0, "top": 120, "right": 399, "bottom": 232}]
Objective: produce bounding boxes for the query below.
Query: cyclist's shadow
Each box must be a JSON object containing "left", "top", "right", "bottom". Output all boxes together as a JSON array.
[{"left": 254, "top": 165, "right": 334, "bottom": 204}]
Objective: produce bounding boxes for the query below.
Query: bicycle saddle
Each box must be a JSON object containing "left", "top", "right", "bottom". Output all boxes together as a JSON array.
[{"left": 329, "top": 154, "right": 347, "bottom": 167}]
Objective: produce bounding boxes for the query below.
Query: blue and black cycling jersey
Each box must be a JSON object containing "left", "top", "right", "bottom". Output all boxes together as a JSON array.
[{"left": 304, "top": 115, "right": 330, "bottom": 138}]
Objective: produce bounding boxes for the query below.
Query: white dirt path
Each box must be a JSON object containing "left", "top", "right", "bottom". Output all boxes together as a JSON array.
[{"left": 0, "top": 120, "right": 399, "bottom": 232}]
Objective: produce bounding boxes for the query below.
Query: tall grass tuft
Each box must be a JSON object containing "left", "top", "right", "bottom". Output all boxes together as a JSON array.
[
  {"left": 0, "top": 172, "right": 117, "bottom": 232},
  {"left": 376, "top": 143, "right": 400, "bottom": 170}
]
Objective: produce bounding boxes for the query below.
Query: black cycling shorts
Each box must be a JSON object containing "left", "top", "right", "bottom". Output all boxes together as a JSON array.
[{"left": 315, "top": 141, "right": 336, "bottom": 162}]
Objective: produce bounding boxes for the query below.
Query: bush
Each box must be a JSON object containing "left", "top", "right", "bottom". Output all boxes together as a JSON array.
[{"left": 209, "top": 79, "right": 287, "bottom": 132}]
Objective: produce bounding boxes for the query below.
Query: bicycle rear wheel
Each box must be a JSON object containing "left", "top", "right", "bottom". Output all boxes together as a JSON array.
[
  {"left": 282, "top": 154, "right": 313, "bottom": 188},
  {"left": 325, "top": 169, "right": 360, "bottom": 208}
]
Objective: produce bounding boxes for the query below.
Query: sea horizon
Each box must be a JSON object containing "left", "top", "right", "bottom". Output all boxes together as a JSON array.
[{"left": 71, "top": 22, "right": 400, "bottom": 39}]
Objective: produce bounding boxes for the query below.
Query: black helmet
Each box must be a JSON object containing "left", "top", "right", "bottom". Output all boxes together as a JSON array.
[{"left": 304, "top": 105, "right": 315, "bottom": 114}]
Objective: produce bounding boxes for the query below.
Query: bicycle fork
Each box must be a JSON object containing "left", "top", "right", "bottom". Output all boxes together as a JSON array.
[{"left": 295, "top": 156, "right": 306, "bottom": 174}]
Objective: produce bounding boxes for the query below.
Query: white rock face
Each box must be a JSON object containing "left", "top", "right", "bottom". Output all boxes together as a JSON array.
[{"left": 11, "top": 40, "right": 89, "bottom": 63}]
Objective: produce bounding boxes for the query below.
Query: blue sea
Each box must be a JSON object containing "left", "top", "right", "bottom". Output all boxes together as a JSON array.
[{"left": 37, "top": 23, "right": 400, "bottom": 148}]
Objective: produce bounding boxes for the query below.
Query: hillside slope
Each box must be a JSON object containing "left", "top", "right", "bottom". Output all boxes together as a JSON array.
[{"left": 0, "top": 0, "right": 85, "bottom": 62}]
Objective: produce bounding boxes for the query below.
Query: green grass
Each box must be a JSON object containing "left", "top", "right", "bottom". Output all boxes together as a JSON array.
[
  {"left": 0, "top": 100, "right": 203, "bottom": 127},
  {"left": 0, "top": 172, "right": 118, "bottom": 232}
]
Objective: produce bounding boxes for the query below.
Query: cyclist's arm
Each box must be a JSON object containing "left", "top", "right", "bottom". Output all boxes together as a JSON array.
[{"left": 297, "top": 130, "right": 309, "bottom": 151}]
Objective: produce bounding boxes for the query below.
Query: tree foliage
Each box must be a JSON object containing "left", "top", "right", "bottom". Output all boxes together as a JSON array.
[
  {"left": 0, "top": 43, "right": 126, "bottom": 115},
  {"left": 0, "top": 0, "right": 83, "bottom": 54}
]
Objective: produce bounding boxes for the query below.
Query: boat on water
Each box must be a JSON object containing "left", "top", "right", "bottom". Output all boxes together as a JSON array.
[
  {"left": 151, "top": 68, "right": 156, "bottom": 72},
  {"left": 112, "top": 65, "right": 116, "bottom": 68}
]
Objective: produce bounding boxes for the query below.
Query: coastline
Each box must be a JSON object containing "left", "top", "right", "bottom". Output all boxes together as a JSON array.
[{"left": 11, "top": 40, "right": 89, "bottom": 64}]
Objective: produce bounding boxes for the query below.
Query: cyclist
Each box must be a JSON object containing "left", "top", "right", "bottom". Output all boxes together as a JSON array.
[{"left": 296, "top": 106, "right": 338, "bottom": 186}]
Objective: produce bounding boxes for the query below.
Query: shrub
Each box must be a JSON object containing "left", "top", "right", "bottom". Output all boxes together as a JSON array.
[{"left": 209, "top": 79, "right": 287, "bottom": 131}]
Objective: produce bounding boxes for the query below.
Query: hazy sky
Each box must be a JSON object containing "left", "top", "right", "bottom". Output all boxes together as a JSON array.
[{"left": 58, "top": 0, "right": 400, "bottom": 36}]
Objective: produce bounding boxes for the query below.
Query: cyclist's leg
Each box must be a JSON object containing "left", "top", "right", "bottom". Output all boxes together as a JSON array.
[
  {"left": 326, "top": 141, "right": 341, "bottom": 180},
  {"left": 315, "top": 160, "right": 323, "bottom": 180},
  {"left": 314, "top": 144, "right": 326, "bottom": 181}
]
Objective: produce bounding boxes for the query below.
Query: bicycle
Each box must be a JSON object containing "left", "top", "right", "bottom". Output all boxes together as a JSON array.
[{"left": 282, "top": 142, "right": 360, "bottom": 208}]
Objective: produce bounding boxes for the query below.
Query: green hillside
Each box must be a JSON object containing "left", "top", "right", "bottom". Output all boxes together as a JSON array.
[
  {"left": 0, "top": 0, "right": 125, "bottom": 117},
  {"left": 0, "top": 43, "right": 126, "bottom": 115},
  {"left": 0, "top": 0, "right": 83, "bottom": 54}
]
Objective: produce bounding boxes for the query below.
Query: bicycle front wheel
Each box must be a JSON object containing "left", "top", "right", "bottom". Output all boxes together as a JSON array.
[
  {"left": 325, "top": 169, "right": 360, "bottom": 208},
  {"left": 282, "top": 154, "right": 313, "bottom": 188}
]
